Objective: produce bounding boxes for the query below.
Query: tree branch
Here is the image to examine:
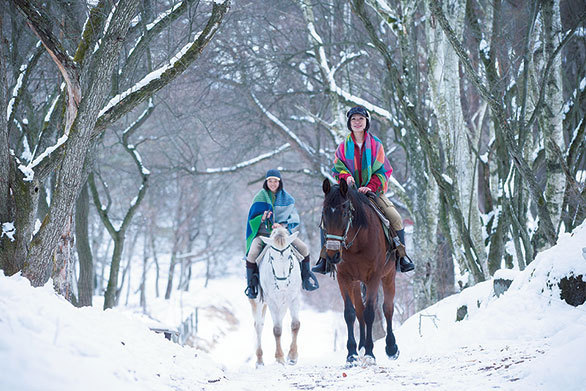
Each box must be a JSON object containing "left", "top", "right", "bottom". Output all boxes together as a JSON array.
[{"left": 94, "top": 0, "right": 231, "bottom": 134}]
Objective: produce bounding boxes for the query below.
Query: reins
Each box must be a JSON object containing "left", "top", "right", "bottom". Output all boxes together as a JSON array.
[
  {"left": 323, "top": 199, "right": 360, "bottom": 251},
  {"left": 268, "top": 244, "right": 294, "bottom": 281}
]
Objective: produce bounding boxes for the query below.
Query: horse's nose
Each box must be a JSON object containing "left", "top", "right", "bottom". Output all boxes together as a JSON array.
[{"left": 326, "top": 251, "right": 341, "bottom": 265}]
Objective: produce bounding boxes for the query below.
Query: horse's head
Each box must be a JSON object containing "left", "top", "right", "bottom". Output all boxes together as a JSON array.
[
  {"left": 321, "top": 179, "right": 369, "bottom": 264},
  {"left": 259, "top": 227, "right": 299, "bottom": 281}
]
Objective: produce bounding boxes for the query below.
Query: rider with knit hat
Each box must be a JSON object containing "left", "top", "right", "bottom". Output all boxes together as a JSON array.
[{"left": 244, "top": 169, "right": 319, "bottom": 299}]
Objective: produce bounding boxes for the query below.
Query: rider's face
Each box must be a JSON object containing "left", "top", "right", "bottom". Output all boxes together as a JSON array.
[
  {"left": 267, "top": 178, "right": 280, "bottom": 193},
  {"left": 350, "top": 114, "right": 366, "bottom": 133}
]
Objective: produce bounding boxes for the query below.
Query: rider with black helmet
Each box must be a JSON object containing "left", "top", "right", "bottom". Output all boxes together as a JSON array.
[{"left": 312, "top": 106, "right": 415, "bottom": 274}]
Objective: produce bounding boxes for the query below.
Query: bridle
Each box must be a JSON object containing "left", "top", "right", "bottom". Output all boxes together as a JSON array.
[
  {"left": 322, "top": 199, "right": 361, "bottom": 251},
  {"left": 268, "top": 245, "right": 294, "bottom": 282}
]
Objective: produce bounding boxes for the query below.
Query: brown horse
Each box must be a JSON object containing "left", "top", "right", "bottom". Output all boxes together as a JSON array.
[{"left": 321, "top": 178, "right": 400, "bottom": 365}]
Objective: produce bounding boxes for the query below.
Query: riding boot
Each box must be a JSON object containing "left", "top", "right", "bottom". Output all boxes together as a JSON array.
[
  {"left": 244, "top": 261, "right": 259, "bottom": 299},
  {"left": 311, "top": 247, "right": 330, "bottom": 274},
  {"left": 300, "top": 256, "right": 319, "bottom": 291},
  {"left": 396, "top": 229, "right": 414, "bottom": 273}
]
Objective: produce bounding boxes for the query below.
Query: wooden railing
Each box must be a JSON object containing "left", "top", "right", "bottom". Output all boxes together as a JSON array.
[{"left": 150, "top": 307, "right": 198, "bottom": 346}]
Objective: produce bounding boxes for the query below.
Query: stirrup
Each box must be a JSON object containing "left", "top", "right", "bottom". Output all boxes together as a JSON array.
[
  {"left": 399, "top": 255, "right": 415, "bottom": 273},
  {"left": 311, "top": 258, "right": 328, "bottom": 274}
]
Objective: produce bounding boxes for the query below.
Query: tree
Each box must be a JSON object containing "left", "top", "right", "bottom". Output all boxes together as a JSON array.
[{"left": 1, "top": 0, "right": 231, "bottom": 289}]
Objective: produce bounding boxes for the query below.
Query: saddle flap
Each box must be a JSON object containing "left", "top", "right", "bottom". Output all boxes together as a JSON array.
[{"left": 366, "top": 195, "right": 390, "bottom": 228}]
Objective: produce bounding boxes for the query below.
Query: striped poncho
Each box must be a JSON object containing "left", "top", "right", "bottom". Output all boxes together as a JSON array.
[
  {"left": 245, "top": 188, "right": 300, "bottom": 255},
  {"left": 332, "top": 131, "right": 392, "bottom": 193}
]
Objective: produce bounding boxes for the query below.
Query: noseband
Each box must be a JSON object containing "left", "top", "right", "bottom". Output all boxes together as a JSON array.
[
  {"left": 323, "top": 199, "right": 360, "bottom": 251},
  {"left": 268, "top": 245, "right": 294, "bottom": 281}
]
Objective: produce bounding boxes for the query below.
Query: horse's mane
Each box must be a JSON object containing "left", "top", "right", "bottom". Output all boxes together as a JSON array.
[
  {"left": 324, "top": 185, "right": 370, "bottom": 228},
  {"left": 271, "top": 227, "right": 288, "bottom": 249}
]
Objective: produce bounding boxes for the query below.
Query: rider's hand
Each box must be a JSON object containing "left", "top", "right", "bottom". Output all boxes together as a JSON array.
[
  {"left": 358, "top": 186, "right": 371, "bottom": 194},
  {"left": 272, "top": 223, "right": 282, "bottom": 229},
  {"left": 345, "top": 176, "right": 355, "bottom": 186},
  {"left": 261, "top": 210, "right": 272, "bottom": 222}
]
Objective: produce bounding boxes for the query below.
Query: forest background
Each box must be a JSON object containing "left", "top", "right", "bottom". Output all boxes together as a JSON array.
[{"left": 1, "top": 0, "right": 584, "bottom": 321}]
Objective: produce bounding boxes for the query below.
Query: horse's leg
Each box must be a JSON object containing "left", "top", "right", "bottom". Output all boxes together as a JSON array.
[
  {"left": 250, "top": 299, "right": 267, "bottom": 367},
  {"left": 382, "top": 271, "right": 399, "bottom": 359},
  {"left": 362, "top": 276, "right": 381, "bottom": 364},
  {"left": 269, "top": 306, "right": 286, "bottom": 364},
  {"left": 339, "top": 276, "right": 359, "bottom": 366},
  {"left": 287, "top": 296, "right": 300, "bottom": 365},
  {"left": 351, "top": 282, "right": 366, "bottom": 354}
]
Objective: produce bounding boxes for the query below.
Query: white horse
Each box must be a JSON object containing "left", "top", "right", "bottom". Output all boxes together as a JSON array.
[{"left": 249, "top": 227, "right": 302, "bottom": 367}]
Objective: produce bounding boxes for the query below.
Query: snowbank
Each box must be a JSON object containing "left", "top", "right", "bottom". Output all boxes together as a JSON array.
[{"left": 0, "top": 275, "right": 224, "bottom": 391}]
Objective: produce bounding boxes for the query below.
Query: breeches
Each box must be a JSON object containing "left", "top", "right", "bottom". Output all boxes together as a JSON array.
[
  {"left": 373, "top": 194, "right": 404, "bottom": 231},
  {"left": 246, "top": 235, "right": 309, "bottom": 264}
]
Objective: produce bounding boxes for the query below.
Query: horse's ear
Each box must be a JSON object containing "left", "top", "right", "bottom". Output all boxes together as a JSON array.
[
  {"left": 287, "top": 231, "right": 299, "bottom": 244},
  {"left": 340, "top": 178, "right": 348, "bottom": 196},
  {"left": 259, "top": 236, "right": 271, "bottom": 245},
  {"left": 322, "top": 178, "right": 331, "bottom": 195}
]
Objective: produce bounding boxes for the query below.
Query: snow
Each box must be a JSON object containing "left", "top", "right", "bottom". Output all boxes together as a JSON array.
[
  {"left": 1, "top": 221, "right": 16, "bottom": 241},
  {"left": 1, "top": 223, "right": 585, "bottom": 390},
  {"left": 18, "top": 134, "right": 69, "bottom": 181},
  {"left": 202, "top": 143, "right": 291, "bottom": 174},
  {"left": 100, "top": 33, "right": 201, "bottom": 118}
]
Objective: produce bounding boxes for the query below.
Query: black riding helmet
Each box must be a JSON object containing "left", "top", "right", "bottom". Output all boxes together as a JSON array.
[{"left": 346, "top": 106, "right": 370, "bottom": 131}]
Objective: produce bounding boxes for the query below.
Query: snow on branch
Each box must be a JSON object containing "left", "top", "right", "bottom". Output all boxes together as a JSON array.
[
  {"left": 95, "top": 0, "right": 231, "bottom": 132},
  {"left": 366, "top": 0, "right": 404, "bottom": 33},
  {"left": 250, "top": 92, "right": 315, "bottom": 156},
  {"left": 6, "top": 41, "right": 42, "bottom": 125},
  {"left": 18, "top": 134, "right": 68, "bottom": 182},
  {"left": 300, "top": 2, "right": 395, "bottom": 127},
  {"left": 194, "top": 143, "right": 291, "bottom": 174},
  {"left": 125, "top": 0, "right": 198, "bottom": 74}
]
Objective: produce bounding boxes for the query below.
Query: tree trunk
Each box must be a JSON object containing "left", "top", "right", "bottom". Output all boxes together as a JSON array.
[
  {"left": 425, "top": 0, "right": 487, "bottom": 283},
  {"left": 75, "top": 181, "right": 93, "bottom": 307},
  {"left": 20, "top": 0, "right": 141, "bottom": 287},
  {"left": 541, "top": 0, "right": 565, "bottom": 234},
  {"left": 104, "top": 235, "right": 124, "bottom": 310},
  {"left": 52, "top": 215, "right": 75, "bottom": 302},
  {"left": 165, "top": 253, "right": 177, "bottom": 300}
]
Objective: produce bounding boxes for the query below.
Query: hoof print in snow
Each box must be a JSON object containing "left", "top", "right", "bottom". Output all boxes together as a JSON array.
[
  {"left": 456, "top": 305, "right": 467, "bottom": 322},
  {"left": 494, "top": 278, "right": 513, "bottom": 297},
  {"left": 558, "top": 274, "right": 586, "bottom": 307}
]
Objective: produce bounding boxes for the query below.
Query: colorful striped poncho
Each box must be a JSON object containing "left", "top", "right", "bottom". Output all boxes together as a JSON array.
[
  {"left": 245, "top": 188, "right": 300, "bottom": 255},
  {"left": 332, "top": 131, "right": 392, "bottom": 193}
]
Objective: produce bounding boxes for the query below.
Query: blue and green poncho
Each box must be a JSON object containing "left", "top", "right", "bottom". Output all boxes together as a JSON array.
[{"left": 245, "top": 188, "right": 300, "bottom": 255}]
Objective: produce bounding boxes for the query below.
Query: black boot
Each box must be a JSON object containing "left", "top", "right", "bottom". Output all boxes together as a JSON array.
[
  {"left": 311, "top": 247, "right": 330, "bottom": 274},
  {"left": 396, "top": 229, "right": 414, "bottom": 273},
  {"left": 244, "top": 262, "right": 259, "bottom": 299},
  {"left": 300, "top": 257, "right": 319, "bottom": 291}
]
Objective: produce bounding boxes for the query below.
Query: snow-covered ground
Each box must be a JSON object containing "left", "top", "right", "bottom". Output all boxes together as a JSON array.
[{"left": 1, "top": 223, "right": 585, "bottom": 391}]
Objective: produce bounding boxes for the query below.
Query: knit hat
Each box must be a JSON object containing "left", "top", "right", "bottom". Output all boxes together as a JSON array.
[
  {"left": 265, "top": 169, "right": 281, "bottom": 180},
  {"left": 346, "top": 106, "right": 370, "bottom": 131}
]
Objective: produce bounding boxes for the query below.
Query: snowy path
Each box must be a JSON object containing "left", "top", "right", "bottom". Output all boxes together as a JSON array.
[
  {"left": 204, "top": 339, "right": 545, "bottom": 390},
  {"left": 194, "top": 281, "right": 549, "bottom": 391}
]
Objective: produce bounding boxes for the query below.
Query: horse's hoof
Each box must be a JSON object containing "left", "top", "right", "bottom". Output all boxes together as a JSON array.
[
  {"left": 345, "top": 354, "right": 359, "bottom": 367},
  {"left": 386, "top": 344, "right": 400, "bottom": 360},
  {"left": 362, "top": 355, "right": 376, "bottom": 366}
]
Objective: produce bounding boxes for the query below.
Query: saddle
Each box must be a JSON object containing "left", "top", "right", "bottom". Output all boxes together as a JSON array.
[{"left": 365, "top": 193, "right": 407, "bottom": 260}]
